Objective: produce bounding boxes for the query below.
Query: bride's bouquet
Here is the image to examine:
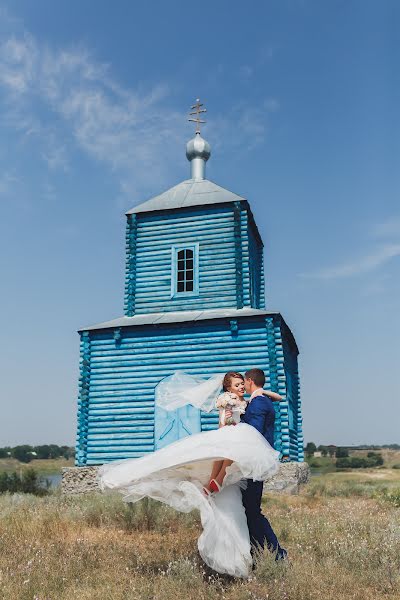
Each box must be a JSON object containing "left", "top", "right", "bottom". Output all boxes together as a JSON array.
[{"left": 216, "top": 392, "right": 247, "bottom": 426}]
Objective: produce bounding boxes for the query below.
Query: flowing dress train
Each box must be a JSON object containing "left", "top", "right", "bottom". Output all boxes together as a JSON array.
[{"left": 98, "top": 422, "right": 280, "bottom": 578}]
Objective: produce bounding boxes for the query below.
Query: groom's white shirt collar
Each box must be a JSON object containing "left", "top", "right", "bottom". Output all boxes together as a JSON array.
[{"left": 249, "top": 388, "right": 265, "bottom": 403}]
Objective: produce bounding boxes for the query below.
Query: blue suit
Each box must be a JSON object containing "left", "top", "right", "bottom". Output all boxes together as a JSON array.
[
  {"left": 241, "top": 393, "right": 275, "bottom": 447},
  {"left": 241, "top": 393, "right": 286, "bottom": 559}
]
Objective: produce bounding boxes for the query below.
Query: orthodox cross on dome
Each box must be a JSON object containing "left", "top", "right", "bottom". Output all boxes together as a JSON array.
[{"left": 188, "top": 98, "right": 207, "bottom": 134}]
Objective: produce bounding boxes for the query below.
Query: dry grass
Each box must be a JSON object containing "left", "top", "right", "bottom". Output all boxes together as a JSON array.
[{"left": 0, "top": 475, "right": 399, "bottom": 600}]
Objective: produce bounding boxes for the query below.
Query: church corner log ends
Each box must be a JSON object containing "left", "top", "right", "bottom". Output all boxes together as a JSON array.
[{"left": 75, "top": 101, "right": 304, "bottom": 468}]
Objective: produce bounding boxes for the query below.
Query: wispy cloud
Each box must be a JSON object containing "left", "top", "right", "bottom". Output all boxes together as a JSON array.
[
  {"left": 0, "top": 33, "right": 184, "bottom": 193},
  {"left": 300, "top": 217, "right": 400, "bottom": 280},
  {"left": 0, "top": 36, "right": 36, "bottom": 93},
  {"left": 372, "top": 218, "right": 400, "bottom": 239},
  {"left": 301, "top": 243, "right": 400, "bottom": 280},
  {"left": 0, "top": 29, "right": 278, "bottom": 201}
]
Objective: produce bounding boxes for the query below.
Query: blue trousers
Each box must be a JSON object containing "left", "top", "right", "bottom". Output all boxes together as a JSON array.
[{"left": 241, "top": 480, "right": 283, "bottom": 555}]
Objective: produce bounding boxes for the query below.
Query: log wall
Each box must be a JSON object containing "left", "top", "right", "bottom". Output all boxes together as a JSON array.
[{"left": 76, "top": 314, "right": 301, "bottom": 465}]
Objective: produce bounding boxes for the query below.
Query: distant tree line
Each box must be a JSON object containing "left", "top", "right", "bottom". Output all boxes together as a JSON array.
[
  {"left": 351, "top": 444, "right": 400, "bottom": 450},
  {"left": 0, "top": 445, "right": 75, "bottom": 463},
  {"left": 305, "top": 442, "right": 399, "bottom": 454},
  {"left": 305, "top": 443, "right": 340, "bottom": 458}
]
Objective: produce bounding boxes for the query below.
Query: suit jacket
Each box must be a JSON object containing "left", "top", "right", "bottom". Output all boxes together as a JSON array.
[{"left": 241, "top": 394, "right": 275, "bottom": 448}]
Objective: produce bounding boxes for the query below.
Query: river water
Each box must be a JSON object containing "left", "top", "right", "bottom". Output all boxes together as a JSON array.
[{"left": 40, "top": 473, "right": 62, "bottom": 489}]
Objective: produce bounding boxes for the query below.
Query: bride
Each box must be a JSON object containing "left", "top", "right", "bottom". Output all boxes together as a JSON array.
[{"left": 98, "top": 370, "right": 280, "bottom": 578}]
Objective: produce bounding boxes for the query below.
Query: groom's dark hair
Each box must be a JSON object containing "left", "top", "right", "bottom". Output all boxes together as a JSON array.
[{"left": 245, "top": 368, "right": 265, "bottom": 387}]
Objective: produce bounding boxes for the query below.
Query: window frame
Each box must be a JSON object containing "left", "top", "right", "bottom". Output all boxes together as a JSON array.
[{"left": 171, "top": 243, "right": 200, "bottom": 298}]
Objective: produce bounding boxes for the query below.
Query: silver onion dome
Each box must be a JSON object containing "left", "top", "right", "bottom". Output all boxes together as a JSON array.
[
  {"left": 186, "top": 132, "right": 211, "bottom": 180},
  {"left": 186, "top": 132, "right": 211, "bottom": 162}
]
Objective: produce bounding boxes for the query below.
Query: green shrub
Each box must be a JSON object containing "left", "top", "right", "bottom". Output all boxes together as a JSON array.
[
  {"left": 0, "top": 469, "right": 47, "bottom": 495},
  {"left": 335, "top": 447, "right": 349, "bottom": 458},
  {"left": 366, "top": 452, "right": 384, "bottom": 466},
  {"left": 336, "top": 457, "right": 353, "bottom": 469}
]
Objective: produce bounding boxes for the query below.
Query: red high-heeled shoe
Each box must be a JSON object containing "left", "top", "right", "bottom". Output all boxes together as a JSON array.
[{"left": 208, "top": 479, "right": 222, "bottom": 494}]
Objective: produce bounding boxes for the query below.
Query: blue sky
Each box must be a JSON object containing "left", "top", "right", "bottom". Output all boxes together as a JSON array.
[{"left": 0, "top": 1, "right": 399, "bottom": 447}]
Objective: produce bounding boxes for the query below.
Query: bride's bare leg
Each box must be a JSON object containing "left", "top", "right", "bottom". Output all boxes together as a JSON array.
[
  {"left": 214, "top": 459, "right": 233, "bottom": 486},
  {"left": 210, "top": 460, "right": 224, "bottom": 480},
  {"left": 205, "top": 413, "right": 234, "bottom": 492},
  {"left": 204, "top": 416, "right": 226, "bottom": 491}
]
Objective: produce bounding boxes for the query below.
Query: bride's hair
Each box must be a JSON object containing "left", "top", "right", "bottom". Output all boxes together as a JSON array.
[{"left": 222, "top": 371, "right": 244, "bottom": 392}]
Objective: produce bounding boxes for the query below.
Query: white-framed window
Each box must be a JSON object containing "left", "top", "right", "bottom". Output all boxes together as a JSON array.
[{"left": 171, "top": 243, "right": 199, "bottom": 297}]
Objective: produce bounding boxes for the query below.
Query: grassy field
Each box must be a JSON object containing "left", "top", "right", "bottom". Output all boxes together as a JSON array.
[
  {"left": 0, "top": 457, "right": 75, "bottom": 475},
  {"left": 0, "top": 468, "right": 399, "bottom": 600}
]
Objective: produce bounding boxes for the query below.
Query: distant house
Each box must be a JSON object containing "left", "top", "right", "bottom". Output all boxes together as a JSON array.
[{"left": 314, "top": 451, "right": 322, "bottom": 458}]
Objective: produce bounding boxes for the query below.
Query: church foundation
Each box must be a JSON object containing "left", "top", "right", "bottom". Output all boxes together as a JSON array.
[{"left": 61, "top": 462, "right": 310, "bottom": 496}]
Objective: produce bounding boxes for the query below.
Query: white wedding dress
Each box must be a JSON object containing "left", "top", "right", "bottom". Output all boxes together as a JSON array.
[{"left": 97, "top": 373, "right": 280, "bottom": 578}]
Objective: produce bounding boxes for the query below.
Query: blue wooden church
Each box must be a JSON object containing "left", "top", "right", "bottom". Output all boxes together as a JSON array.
[{"left": 75, "top": 101, "right": 304, "bottom": 466}]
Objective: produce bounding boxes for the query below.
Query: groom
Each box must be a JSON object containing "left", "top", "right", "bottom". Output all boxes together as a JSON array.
[{"left": 238, "top": 368, "right": 287, "bottom": 561}]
